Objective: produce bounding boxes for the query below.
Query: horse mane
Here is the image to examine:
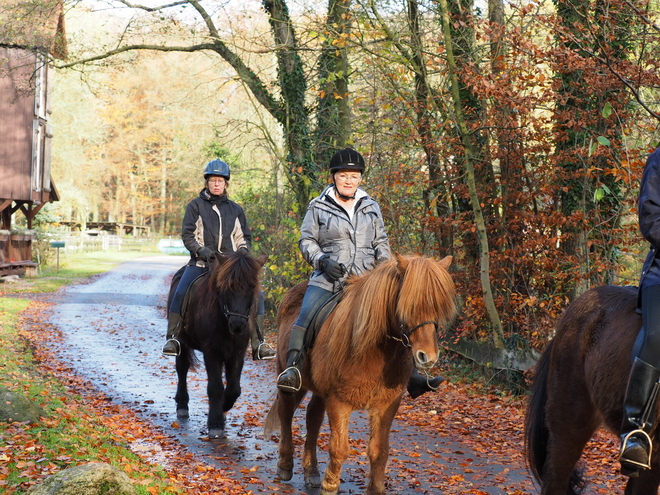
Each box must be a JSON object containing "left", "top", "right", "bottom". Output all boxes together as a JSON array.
[
  {"left": 326, "top": 254, "right": 456, "bottom": 367},
  {"left": 209, "top": 251, "right": 263, "bottom": 295}
]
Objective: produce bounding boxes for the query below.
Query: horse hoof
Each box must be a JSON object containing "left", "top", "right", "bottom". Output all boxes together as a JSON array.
[
  {"left": 176, "top": 409, "right": 189, "bottom": 419},
  {"left": 304, "top": 473, "right": 321, "bottom": 488},
  {"left": 277, "top": 467, "right": 293, "bottom": 481},
  {"left": 208, "top": 427, "right": 225, "bottom": 439}
]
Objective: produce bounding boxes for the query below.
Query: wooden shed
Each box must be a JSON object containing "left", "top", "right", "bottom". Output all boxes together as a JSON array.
[{"left": 0, "top": 0, "right": 67, "bottom": 275}]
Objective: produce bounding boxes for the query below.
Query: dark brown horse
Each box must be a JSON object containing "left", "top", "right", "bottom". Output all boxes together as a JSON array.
[
  {"left": 168, "top": 250, "right": 267, "bottom": 438},
  {"left": 524, "top": 284, "right": 660, "bottom": 494},
  {"left": 264, "top": 254, "right": 457, "bottom": 495}
]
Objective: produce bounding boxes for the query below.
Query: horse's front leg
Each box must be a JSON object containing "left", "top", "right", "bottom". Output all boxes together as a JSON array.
[
  {"left": 277, "top": 389, "right": 306, "bottom": 481},
  {"left": 222, "top": 352, "right": 245, "bottom": 413},
  {"left": 322, "top": 399, "right": 352, "bottom": 495},
  {"left": 203, "top": 355, "right": 226, "bottom": 438},
  {"left": 174, "top": 349, "right": 191, "bottom": 419},
  {"left": 366, "top": 397, "right": 401, "bottom": 495},
  {"left": 303, "top": 393, "right": 325, "bottom": 488}
]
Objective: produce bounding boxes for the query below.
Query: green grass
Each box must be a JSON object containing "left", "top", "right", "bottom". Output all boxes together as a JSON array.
[
  {"left": 0, "top": 250, "right": 181, "bottom": 494},
  {"left": 1, "top": 250, "right": 161, "bottom": 294}
]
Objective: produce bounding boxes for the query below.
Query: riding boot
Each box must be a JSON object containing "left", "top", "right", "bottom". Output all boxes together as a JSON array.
[
  {"left": 407, "top": 368, "right": 445, "bottom": 399},
  {"left": 251, "top": 314, "right": 276, "bottom": 360},
  {"left": 162, "top": 312, "right": 182, "bottom": 357},
  {"left": 619, "top": 356, "right": 660, "bottom": 476},
  {"left": 276, "top": 325, "right": 307, "bottom": 394}
]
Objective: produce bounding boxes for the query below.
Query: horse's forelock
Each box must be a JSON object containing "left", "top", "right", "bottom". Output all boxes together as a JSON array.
[
  {"left": 396, "top": 257, "right": 456, "bottom": 327},
  {"left": 213, "top": 253, "right": 261, "bottom": 294}
]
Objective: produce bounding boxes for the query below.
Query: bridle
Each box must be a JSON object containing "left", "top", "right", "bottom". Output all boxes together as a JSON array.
[
  {"left": 223, "top": 304, "right": 250, "bottom": 321},
  {"left": 389, "top": 320, "right": 439, "bottom": 348}
]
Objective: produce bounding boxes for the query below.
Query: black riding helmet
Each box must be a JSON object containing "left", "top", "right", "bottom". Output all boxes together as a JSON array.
[
  {"left": 329, "top": 148, "right": 365, "bottom": 173},
  {"left": 204, "top": 159, "right": 231, "bottom": 180}
]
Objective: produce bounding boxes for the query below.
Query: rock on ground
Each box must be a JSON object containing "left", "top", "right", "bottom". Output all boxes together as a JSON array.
[{"left": 25, "top": 462, "right": 137, "bottom": 495}]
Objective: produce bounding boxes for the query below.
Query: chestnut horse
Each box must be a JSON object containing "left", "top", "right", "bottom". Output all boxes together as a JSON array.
[
  {"left": 264, "top": 254, "right": 457, "bottom": 495},
  {"left": 168, "top": 250, "right": 267, "bottom": 438},
  {"left": 524, "top": 284, "right": 660, "bottom": 494}
]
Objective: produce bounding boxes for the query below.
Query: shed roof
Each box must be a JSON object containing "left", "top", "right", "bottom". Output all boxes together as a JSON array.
[{"left": 0, "top": 0, "right": 67, "bottom": 59}]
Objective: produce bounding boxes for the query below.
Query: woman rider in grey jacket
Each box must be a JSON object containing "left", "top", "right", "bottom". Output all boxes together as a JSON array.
[
  {"left": 161, "top": 159, "right": 275, "bottom": 360},
  {"left": 276, "top": 148, "right": 443, "bottom": 398}
]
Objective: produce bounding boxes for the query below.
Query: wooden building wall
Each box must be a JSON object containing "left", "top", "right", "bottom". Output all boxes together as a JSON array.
[{"left": 0, "top": 46, "right": 53, "bottom": 203}]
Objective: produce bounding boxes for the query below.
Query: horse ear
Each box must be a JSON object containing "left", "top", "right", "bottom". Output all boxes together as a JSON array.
[
  {"left": 438, "top": 255, "right": 452, "bottom": 270},
  {"left": 255, "top": 254, "right": 268, "bottom": 267},
  {"left": 395, "top": 252, "right": 409, "bottom": 272}
]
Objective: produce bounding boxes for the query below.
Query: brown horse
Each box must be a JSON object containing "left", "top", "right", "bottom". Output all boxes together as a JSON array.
[
  {"left": 264, "top": 254, "right": 457, "bottom": 495},
  {"left": 524, "top": 284, "right": 660, "bottom": 495}
]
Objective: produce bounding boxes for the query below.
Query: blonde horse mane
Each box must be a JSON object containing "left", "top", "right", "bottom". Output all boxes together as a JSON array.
[{"left": 326, "top": 254, "right": 456, "bottom": 368}]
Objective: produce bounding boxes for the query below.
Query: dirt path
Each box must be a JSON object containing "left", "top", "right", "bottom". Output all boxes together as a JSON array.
[{"left": 45, "top": 255, "right": 541, "bottom": 494}]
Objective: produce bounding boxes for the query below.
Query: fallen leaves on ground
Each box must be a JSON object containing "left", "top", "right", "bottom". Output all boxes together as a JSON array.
[{"left": 1, "top": 295, "right": 631, "bottom": 494}]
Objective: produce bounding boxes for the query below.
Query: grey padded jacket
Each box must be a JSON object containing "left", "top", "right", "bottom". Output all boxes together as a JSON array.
[{"left": 299, "top": 185, "right": 391, "bottom": 292}]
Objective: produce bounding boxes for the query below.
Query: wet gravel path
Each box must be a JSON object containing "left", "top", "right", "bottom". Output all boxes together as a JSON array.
[{"left": 46, "top": 255, "right": 535, "bottom": 494}]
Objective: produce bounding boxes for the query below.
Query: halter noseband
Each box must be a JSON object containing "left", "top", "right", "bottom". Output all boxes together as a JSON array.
[
  {"left": 223, "top": 304, "right": 250, "bottom": 321},
  {"left": 389, "top": 320, "right": 439, "bottom": 348}
]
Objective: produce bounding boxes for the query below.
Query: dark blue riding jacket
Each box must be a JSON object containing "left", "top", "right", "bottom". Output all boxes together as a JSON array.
[
  {"left": 181, "top": 188, "right": 251, "bottom": 267},
  {"left": 638, "top": 147, "right": 660, "bottom": 292}
]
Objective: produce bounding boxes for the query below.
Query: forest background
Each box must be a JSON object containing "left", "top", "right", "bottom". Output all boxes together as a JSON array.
[{"left": 6, "top": 0, "right": 660, "bottom": 372}]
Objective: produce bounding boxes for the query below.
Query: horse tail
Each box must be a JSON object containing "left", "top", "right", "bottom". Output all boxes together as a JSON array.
[
  {"left": 524, "top": 339, "right": 552, "bottom": 487},
  {"left": 264, "top": 395, "right": 281, "bottom": 437},
  {"left": 524, "top": 339, "right": 586, "bottom": 495}
]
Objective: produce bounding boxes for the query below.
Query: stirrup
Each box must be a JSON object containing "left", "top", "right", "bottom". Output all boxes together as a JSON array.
[
  {"left": 254, "top": 342, "right": 276, "bottom": 360},
  {"left": 277, "top": 366, "right": 302, "bottom": 393},
  {"left": 619, "top": 429, "right": 653, "bottom": 471},
  {"left": 162, "top": 338, "right": 181, "bottom": 357}
]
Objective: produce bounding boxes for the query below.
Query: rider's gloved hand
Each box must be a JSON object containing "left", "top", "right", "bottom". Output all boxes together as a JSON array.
[
  {"left": 238, "top": 246, "right": 249, "bottom": 255},
  {"left": 319, "top": 255, "right": 345, "bottom": 281},
  {"left": 197, "top": 246, "right": 214, "bottom": 262}
]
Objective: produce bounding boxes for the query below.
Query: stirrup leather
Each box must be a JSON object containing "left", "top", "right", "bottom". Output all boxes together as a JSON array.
[
  {"left": 277, "top": 366, "right": 302, "bottom": 393},
  {"left": 162, "top": 338, "right": 181, "bottom": 357},
  {"left": 619, "top": 429, "right": 653, "bottom": 471},
  {"left": 255, "top": 342, "right": 276, "bottom": 360}
]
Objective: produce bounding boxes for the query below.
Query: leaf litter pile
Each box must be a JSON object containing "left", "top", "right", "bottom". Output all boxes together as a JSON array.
[{"left": 1, "top": 296, "right": 631, "bottom": 494}]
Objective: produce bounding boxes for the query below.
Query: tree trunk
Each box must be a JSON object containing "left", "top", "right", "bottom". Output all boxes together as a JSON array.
[{"left": 438, "top": 0, "right": 504, "bottom": 348}]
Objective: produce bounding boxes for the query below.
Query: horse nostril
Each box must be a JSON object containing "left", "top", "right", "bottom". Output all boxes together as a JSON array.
[{"left": 416, "top": 351, "right": 428, "bottom": 365}]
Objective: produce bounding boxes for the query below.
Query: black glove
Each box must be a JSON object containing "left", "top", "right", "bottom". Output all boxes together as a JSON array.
[
  {"left": 197, "top": 246, "right": 214, "bottom": 262},
  {"left": 238, "top": 246, "right": 249, "bottom": 255},
  {"left": 319, "top": 255, "right": 346, "bottom": 281}
]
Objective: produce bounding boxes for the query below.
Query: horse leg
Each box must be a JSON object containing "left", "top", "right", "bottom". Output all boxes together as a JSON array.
[
  {"left": 204, "top": 356, "right": 226, "bottom": 438},
  {"left": 221, "top": 353, "right": 244, "bottom": 413},
  {"left": 277, "top": 389, "right": 306, "bottom": 481},
  {"left": 303, "top": 393, "right": 325, "bottom": 488},
  {"left": 174, "top": 349, "right": 190, "bottom": 419},
  {"left": 321, "top": 399, "right": 351, "bottom": 495},
  {"left": 365, "top": 398, "right": 401, "bottom": 495},
  {"left": 541, "top": 385, "right": 599, "bottom": 494},
  {"left": 625, "top": 466, "right": 660, "bottom": 495}
]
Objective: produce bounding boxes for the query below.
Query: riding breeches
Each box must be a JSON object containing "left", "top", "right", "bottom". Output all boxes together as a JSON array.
[
  {"left": 169, "top": 265, "right": 207, "bottom": 314},
  {"left": 293, "top": 285, "right": 334, "bottom": 330},
  {"left": 638, "top": 284, "right": 660, "bottom": 368}
]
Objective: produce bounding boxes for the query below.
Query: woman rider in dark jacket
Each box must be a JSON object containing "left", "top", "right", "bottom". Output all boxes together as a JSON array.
[
  {"left": 161, "top": 159, "right": 275, "bottom": 360},
  {"left": 276, "top": 148, "right": 443, "bottom": 399},
  {"left": 619, "top": 146, "right": 660, "bottom": 476}
]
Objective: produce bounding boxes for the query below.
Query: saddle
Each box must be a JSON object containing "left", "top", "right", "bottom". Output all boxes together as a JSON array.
[{"left": 303, "top": 290, "right": 344, "bottom": 349}]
